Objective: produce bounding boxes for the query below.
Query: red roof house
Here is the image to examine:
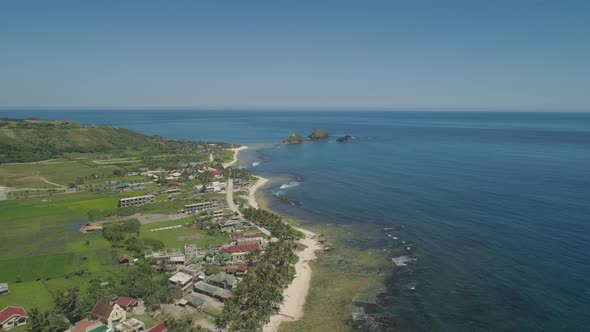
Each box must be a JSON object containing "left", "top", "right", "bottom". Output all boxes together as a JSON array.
[
  {"left": 147, "top": 325, "right": 168, "bottom": 332},
  {"left": 218, "top": 244, "right": 260, "bottom": 253},
  {"left": 114, "top": 296, "right": 139, "bottom": 310},
  {"left": 0, "top": 306, "right": 27, "bottom": 330}
]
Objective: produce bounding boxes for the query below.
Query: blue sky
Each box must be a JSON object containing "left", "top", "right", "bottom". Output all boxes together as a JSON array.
[{"left": 1, "top": 0, "right": 589, "bottom": 111}]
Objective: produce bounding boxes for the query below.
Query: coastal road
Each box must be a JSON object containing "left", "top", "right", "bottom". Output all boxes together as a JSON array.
[{"left": 226, "top": 178, "right": 242, "bottom": 217}]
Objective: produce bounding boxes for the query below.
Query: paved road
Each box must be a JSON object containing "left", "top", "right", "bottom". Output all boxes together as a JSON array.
[{"left": 226, "top": 178, "right": 242, "bottom": 216}]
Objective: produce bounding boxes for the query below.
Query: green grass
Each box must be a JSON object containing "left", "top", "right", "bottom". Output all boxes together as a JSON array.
[
  {"left": 140, "top": 218, "right": 230, "bottom": 249},
  {"left": 0, "top": 281, "right": 54, "bottom": 311},
  {"left": 0, "top": 162, "right": 122, "bottom": 188}
]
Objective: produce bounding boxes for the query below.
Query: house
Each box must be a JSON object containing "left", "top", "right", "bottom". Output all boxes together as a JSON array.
[
  {"left": 90, "top": 302, "right": 126, "bottom": 326},
  {"left": 0, "top": 306, "right": 27, "bottom": 330},
  {"left": 227, "top": 265, "right": 248, "bottom": 277},
  {"left": 218, "top": 244, "right": 260, "bottom": 262},
  {"left": 202, "top": 181, "right": 225, "bottom": 193},
  {"left": 218, "top": 219, "right": 242, "bottom": 233},
  {"left": 147, "top": 325, "right": 167, "bottom": 332},
  {"left": 179, "top": 264, "right": 202, "bottom": 277},
  {"left": 211, "top": 209, "right": 224, "bottom": 219},
  {"left": 66, "top": 319, "right": 106, "bottom": 332},
  {"left": 212, "top": 170, "right": 223, "bottom": 179},
  {"left": 118, "top": 195, "right": 155, "bottom": 208},
  {"left": 206, "top": 273, "right": 238, "bottom": 290},
  {"left": 193, "top": 281, "right": 231, "bottom": 301},
  {"left": 0, "top": 284, "right": 8, "bottom": 296},
  {"left": 168, "top": 272, "right": 194, "bottom": 294},
  {"left": 231, "top": 233, "right": 263, "bottom": 245},
  {"left": 114, "top": 318, "right": 145, "bottom": 332},
  {"left": 114, "top": 297, "right": 139, "bottom": 311},
  {"left": 183, "top": 200, "right": 226, "bottom": 214}
]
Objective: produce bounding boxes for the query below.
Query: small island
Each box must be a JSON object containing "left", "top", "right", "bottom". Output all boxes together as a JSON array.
[
  {"left": 283, "top": 132, "right": 305, "bottom": 144},
  {"left": 336, "top": 135, "right": 353, "bottom": 143},
  {"left": 308, "top": 128, "right": 328, "bottom": 141}
]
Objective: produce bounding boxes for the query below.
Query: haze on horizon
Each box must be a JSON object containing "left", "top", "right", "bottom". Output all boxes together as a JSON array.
[{"left": 1, "top": 0, "right": 589, "bottom": 111}]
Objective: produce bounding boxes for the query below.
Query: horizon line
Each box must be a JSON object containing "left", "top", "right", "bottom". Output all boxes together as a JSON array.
[{"left": 1, "top": 107, "right": 589, "bottom": 113}]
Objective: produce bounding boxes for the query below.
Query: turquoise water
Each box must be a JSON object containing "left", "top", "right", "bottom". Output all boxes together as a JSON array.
[{"left": 3, "top": 110, "right": 590, "bottom": 331}]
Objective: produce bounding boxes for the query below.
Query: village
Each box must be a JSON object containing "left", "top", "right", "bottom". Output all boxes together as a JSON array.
[{"left": 0, "top": 145, "right": 311, "bottom": 332}]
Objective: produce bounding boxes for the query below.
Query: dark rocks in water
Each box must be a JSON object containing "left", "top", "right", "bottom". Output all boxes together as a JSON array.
[
  {"left": 336, "top": 135, "right": 353, "bottom": 143},
  {"left": 283, "top": 132, "right": 305, "bottom": 144},
  {"left": 308, "top": 128, "right": 328, "bottom": 141}
]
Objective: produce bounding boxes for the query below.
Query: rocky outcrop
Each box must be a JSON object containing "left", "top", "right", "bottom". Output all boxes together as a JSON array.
[
  {"left": 308, "top": 128, "right": 328, "bottom": 141},
  {"left": 336, "top": 135, "right": 353, "bottom": 143},
  {"left": 283, "top": 132, "right": 305, "bottom": 144}
]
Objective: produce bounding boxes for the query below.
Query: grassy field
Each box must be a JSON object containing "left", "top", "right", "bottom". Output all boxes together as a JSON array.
[
  {"left": 0, "top": 191, "right": 130, "bottom": 310},
  {"left": 140, "top": 218, "right": 230, "bottom": 249},
  {"left": 0, "top": 162, "right": 123, "bottom": 188}
]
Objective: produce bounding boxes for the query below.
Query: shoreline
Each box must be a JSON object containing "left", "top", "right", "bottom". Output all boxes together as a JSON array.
[
  {"left": 222, "top": 145, "right": 248, "bottom": 168},
  {"left": 232, "top": 145, "right": 321, "bottom": 332}
]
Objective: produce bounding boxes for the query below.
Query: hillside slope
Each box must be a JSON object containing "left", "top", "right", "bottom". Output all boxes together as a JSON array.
[{"left": 0, "top": 118, "right": 226, "bottom": 163}]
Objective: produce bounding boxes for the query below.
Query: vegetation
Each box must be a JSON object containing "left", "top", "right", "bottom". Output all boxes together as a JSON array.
[
  {"left": 165, "top": 318, "right": 206, "bottom": 332},
  {"left": 242, "top": 208, "right": 303, "bottom": 239},
  {"left": 26, "top": 307, "right": 70, "bottom": 332},
  {"left": 283, "top": 132, "right": 305, "bottom": 144},
  {"left": 0, "top": 118, "right": 230, "bottom": 163},
  {"left": 217, "top": 208, "right": 299, "bottom": 331},
  {"left": 308, "top": 128, "right": 328, "bottom": 141}
]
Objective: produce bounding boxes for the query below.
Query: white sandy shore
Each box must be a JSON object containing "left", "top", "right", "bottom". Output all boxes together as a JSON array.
[
  {"left": 263, "top": 226, "right": 321, "bottom": 332},
  {"left": 222, "top": 145, "right": 248, "bottom": 168},
  {"left": 248, "top": 176, "right": 268, "bottom": 209},
  {"left": 230, "top": 147, "right": 321, "bottom": 331}
]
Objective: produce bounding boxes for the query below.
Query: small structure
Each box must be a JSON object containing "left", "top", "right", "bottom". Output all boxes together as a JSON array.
[
  {"left": 114, "top": 297, "right": 139, "bottom": 311},
  {"left": 82, "top": 224, "right": 103, "bottom": 233},
  {"left": 168, "top": 272, "right": 194, "bottom": 294},
  {"left": 118, "top": 195, "right": 155, "bottom": 208},
  {"left": 147, "top": 325, "right": 168, "bottom": 332},
  {"left": 207, "top": 273, "right": 238, "bottom": 290},
  {"left": 114, "top": 318, "right": 144, "bottom": 332},
  {"left": 90, "top": 302, "right": 126, "bottom": 326},
  {"left": 0, "top": 284, "right": 8, "bottom": 296},
  {"left": 118, "top": 256, "right": 135, "bottom": 266},
  {"left": 193, "top": 281, "right": 231, "bottom": 301},
  {"left": 0, "top": 306, "right": 27, "bottom": 330},
  {"left": 212, "top": 170, "right": 223, "bottom": 179}
]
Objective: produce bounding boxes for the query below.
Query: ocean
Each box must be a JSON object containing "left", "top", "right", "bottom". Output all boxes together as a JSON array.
[{"left": 3, "top": 110, "right": 590, "bottom": 331}]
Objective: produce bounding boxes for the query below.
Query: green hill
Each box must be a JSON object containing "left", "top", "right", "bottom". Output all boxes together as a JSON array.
[{"left": 0, "top": 118, "right": 226, "bottom": 163}]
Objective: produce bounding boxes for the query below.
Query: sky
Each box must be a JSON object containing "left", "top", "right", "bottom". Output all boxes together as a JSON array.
[{"left": 0, "top": 0, "right": 589, "bottom": 111}]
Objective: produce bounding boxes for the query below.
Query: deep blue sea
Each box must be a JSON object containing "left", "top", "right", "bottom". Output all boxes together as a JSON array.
[{"left": 3, "top": 110, "right": 590, "bottom": 331}]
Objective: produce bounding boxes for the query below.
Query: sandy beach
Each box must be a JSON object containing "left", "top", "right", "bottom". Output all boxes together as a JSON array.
[
  {"left": 263, "top": 226, "right": 321, "bottom": 332},
  {"left": 248, "top": 176, "right": 269, "bottom": 209},
  {"left": 222, "top": 145, "right": 248, "bottom": 168}
]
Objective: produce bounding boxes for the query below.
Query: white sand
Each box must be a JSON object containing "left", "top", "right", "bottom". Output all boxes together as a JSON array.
[
  {"left": 248, "top": 176, "right": 269, "bottom": 209},
  {"left": 222, "top": 145, "right": 248, "bottom": 168}
]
